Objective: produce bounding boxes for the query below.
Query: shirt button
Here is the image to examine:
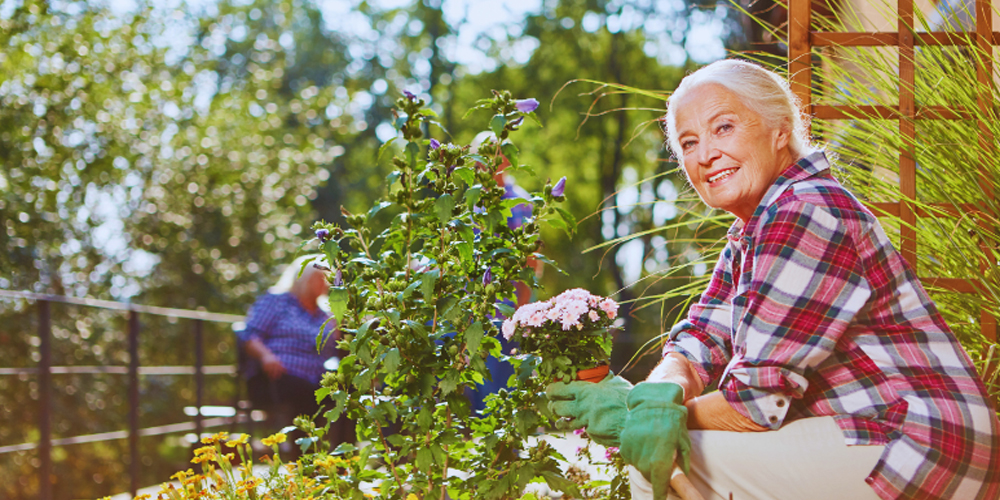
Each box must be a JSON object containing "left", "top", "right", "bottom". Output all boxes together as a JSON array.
[
  {"left": 769, "top": 415, "right": 778, "bottom": 424},
  {"left": 776, "top": 399, "right": 786, "bottom": 408}
]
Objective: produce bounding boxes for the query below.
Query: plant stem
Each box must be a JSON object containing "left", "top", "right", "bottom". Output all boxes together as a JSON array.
[{"left": 439, "top": 411, "right": 453, "bottom": 500}]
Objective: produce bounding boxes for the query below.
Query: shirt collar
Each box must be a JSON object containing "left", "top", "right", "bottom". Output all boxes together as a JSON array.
[{"left": 728, "top": 150, "right": 831, "bottom": 241}]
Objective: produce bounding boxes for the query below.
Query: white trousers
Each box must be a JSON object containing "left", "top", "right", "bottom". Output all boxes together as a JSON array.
[{"left": 628, "top": 417, "right": 884, "bottom": 500}]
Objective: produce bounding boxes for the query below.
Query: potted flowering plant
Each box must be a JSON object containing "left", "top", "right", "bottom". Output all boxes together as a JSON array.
[{"left": 502, "top": 289, "right": 618, "bottom": 384}]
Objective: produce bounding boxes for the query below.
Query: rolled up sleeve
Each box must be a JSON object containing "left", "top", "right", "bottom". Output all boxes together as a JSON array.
[
  {"left": 664, "top": 244, "right": 738, "bottom": 389},
  {"left": 721, "top": 201, "right": 871, "bottom": 429}
]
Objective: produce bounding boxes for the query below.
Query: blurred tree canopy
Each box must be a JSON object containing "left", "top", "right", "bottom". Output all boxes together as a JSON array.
[{"left": 0, "top": 0, "right": 755, "bottom": 497}]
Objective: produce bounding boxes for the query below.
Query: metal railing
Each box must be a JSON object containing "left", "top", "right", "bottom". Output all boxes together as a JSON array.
[{"left": 0, "top": 289, "right": 246, "bottom": 499}]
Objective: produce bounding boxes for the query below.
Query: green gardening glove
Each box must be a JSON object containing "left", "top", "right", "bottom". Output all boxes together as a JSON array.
[
  {"left": 618, "top": 382, "right": 691, "bottom": 500},
  {"left": 545, "top": 374, "right": 633, "bottom": 447}
]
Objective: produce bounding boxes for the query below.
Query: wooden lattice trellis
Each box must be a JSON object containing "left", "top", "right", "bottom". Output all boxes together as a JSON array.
[{"left": 787, "top": 0, "right": 997, "bottom": 342}]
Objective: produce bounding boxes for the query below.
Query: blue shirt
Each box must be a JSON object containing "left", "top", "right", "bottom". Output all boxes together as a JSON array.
[{"left": 239, "top": 292, "right": 338, "bottom": 384}]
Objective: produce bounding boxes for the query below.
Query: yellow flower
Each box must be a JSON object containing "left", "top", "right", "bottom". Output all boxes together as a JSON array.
[
  {"left": 224, "top": 433, "right": 249, "bottom": 447},
  {"left": 200, "top": 431, "right": 229, "bottom": 445},
  {"left": 191, "top": 445, "right": 217, "bottom": 464},
  {"left": 170, "top": 469, "right": 194, "bottom": 482},
  {"left": 407, "top": 494, "right": 419, "bottom": 500},
  {"left": 236, "top": 477, "right": 262, "bottom": 495},
  {"left": 261, "top": 432, "right": 287, "bottom": 447}
]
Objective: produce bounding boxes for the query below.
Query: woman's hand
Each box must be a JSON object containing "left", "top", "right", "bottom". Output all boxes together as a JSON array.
[{"left": 260, "top": 351, "right": 287, "bottom": 380}]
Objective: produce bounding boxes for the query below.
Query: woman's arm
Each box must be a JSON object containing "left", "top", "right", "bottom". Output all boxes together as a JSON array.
[
  {"left": 647, "top": 353, "right": 766, "bottom": 431},
  {"left": 244, "top": 337, "right": 286, "bottom": 379}
]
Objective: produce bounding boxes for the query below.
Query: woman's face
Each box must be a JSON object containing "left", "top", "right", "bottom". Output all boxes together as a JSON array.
[{"left": 674, "top": 84, "right": 792, "bottom": 223}]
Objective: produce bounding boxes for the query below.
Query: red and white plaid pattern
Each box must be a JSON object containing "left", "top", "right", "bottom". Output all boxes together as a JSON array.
[{"left": 665, "top": 151, "right": 1000, "bottom": 500}]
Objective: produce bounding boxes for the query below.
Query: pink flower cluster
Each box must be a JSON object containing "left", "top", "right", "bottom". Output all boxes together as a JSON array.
[{"left": 501, "top": 288, "right": 618, "bottom": 340}]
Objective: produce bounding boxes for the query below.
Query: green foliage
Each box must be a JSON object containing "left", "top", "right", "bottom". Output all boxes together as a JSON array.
[{"left": 308, "top": 90, "right": 583, "bottom": 499}]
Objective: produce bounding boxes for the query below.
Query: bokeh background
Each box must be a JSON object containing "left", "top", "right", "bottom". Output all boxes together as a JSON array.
[{"left": 0, "top": 0, "right": 787, "bottom": 497}]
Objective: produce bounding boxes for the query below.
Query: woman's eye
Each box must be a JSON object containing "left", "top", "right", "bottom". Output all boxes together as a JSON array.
[
  {"left": 716, "top": 123, "right": 733, "bottom": 134},
  {"left": 681, "top": 140, "right": 696, "bottom": 151}
]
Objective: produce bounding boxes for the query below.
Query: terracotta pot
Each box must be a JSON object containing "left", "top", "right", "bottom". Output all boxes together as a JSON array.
[{"left": 576, "top": 364, "right": 610, "bottom": 383}]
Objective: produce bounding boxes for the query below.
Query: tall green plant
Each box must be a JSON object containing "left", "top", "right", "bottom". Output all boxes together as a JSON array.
[{"left": 307, "top": 91, "right": 601, "bottom": 499}]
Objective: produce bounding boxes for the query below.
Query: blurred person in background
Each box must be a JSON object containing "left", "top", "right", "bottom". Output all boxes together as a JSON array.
[{"left": 239, "top": 255, "right": 350, "bottom": 449}]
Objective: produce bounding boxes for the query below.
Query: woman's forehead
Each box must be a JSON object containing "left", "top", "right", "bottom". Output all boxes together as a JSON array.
[{"left": 675, "top": 84, "right": 756, "bottom": 130}]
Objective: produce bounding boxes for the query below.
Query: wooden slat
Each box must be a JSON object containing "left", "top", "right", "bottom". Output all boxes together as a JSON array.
[
  {"left": 813, "top": 105, "right": 973, "bottom": 120},
  {"left": 789, "top": 0, "right": 813, "bottom": 117},
  {"left": 976, "top": 0, "right": 997, "bottom": 342},
  {"left": 898, "top": 0, "right": 918, "bottom": 268},
  {"left": 810, "top": 30, "right": 1000, "bottom": 47},
  {"left": 924, "top": 278, "right": 983, "bottom": 293}
]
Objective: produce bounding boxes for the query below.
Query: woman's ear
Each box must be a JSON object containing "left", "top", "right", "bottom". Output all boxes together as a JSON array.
[{"left": 772, "top": 120, "right": 791, "bottom": 151}]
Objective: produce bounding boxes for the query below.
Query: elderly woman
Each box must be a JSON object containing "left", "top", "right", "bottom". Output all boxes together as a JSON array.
[
  {"left": 240, "top": 256, "right": 340, "bottom": 434},
  {"left": 547, "top": 60, "right": 1000, "bottom": 500}
]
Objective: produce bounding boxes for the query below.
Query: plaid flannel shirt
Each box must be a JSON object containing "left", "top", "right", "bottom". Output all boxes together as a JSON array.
[
  {"left": 239, "top": 292, "right": 338, "bottom": 384},
  {"left": 665, "top": 151, "right": 1000, "bottom": 500}
]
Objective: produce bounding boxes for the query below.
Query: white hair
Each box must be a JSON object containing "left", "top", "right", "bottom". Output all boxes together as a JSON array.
[
  {"left": 268, "top": 254, "right": 330, "bottom": 311},
  {"left": 664, "top": 59, "right": 815, "bottom": 165}
]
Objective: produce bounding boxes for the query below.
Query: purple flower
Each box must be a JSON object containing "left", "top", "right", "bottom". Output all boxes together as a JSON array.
[
  {"left": 573, "top": 428, "right": 586, "bottom": 436},
  {"left": 482, "top": 267, "right": 493, "bottom": 286},
  {"left": 333, "top": 269, "right": 343, "bottom": 287},
  {"left": 515, "top": 98, "right": 539, "bottom": 113},
  {"left": 605, "top": 447, "right": 620, "bottom": 460},
  {"left": 429, "top": 138, "right": 441, "bottom": 150},
  {"left": 315, "top": 228, "right": 331, "bottom": 242},
  {"left": 551, "top": 176, "right": 566, "bottom": 197}
]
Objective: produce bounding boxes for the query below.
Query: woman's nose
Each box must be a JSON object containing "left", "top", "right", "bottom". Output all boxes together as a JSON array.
[{"left": 696, "top": 140, "right": 720, "bottom": 165}]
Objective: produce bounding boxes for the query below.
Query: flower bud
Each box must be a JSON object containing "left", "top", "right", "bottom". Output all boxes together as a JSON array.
[
  {"left": 515, "top": 98, "right": 539, "bottom": 113},
  {"left": 316, "top": 228, "right": 331, "bottom": 242},
  {"left": 429, "top": 138, "right": 441, "bottom": 150},
  {"left": 551, "top": 176, "right": 566, "bottom": 197}
]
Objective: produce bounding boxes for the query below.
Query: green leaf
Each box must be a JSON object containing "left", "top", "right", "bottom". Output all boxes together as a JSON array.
[
  {"left": 500, "top": 142, "right": 519, "bottom": 167},
  {"left": 439, "top": 370, "right": 460, "bottom": 395},
  {"left": 452, "top": 167, "right": 475, "bottom": 186},
  {"left": 421, "top": 269, "right": 440, "bottom": 302},
  {"left": 494, "top": 302, "right": 515, "bottom": 318},
  {"left": 400, "top": 280, "right": 421, "bottom": 301},
  {"left": 417, "top": 406, "right": 433, "bottom": 431},
  {"left": 386, "top": 170, "right": 402, "bottom": 187},
  {"left": 463, "top": 321, "right": 484, "bottom": 357},
  {"left": 383, "top": 348, "right": 401, "bottom": 374},
  {"left": 490, "top": 114, "right": 506, "bottom": 137},
  {"left": 393, "top": 115, "right": 407, "bottom": 131},
  {"left": 356, "top": 317, "right": 380, "bottom": 345},
  {"left": 406, "top": 141, "right": 420, "bottom": 167},
  {"left": 554, "top": 207, "right": 577, "bottom": 236},
  {"left": 314, "top": 387, "right": 330, "bottom": 405},
  {"left": 367, "top": 201, "right": 393, "bottom": 221},
  {"left": 435, "top": 193, "right": 455, "bottom": 223},
  {"left": 416, "top": 447, "right": 434, "bottom": 471},
  {"left": 437, "top": 295, "right": 459, "bottom": 319},
  {"left": 316, "top": 315, "right": 338, "bottom": 352},
  {"left": 540, "top": 471, "right": 583, "bottom": 498},
  {"left": 456, "top": 241, "right": 472, "bottom": 262},
  {"left": 464, "top": 185, "right": 482, "bottom": 208},
  {"left": 322, "top": 240, "right": 340, "bottom": 263},
  {"left": 377, "top": 137, "right": 399, "bottom": 162},
  {"left": 352, "top": 369, "right": 372, "bottom": 392},
  {"left": 515, "top": 409, "right": 539, "bottom": 435},
  {"left": 533, "top": 252, "right": 566, "bottom": 275}
]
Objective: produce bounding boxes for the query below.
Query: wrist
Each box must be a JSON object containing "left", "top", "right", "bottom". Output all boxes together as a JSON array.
[{"left": 628, "top": 381, "right": 685, "bottom": 409}]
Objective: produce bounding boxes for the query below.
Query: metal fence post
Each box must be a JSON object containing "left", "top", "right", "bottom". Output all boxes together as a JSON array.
[
  {"left": 128, "top": 309, "right": 140, "bottom": 498},
  {"left": 194, "top": 320, "right": 204, "bottom": 439},
  {"left": 38, "top": 299, "right": 52, "bottom": 500}
]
